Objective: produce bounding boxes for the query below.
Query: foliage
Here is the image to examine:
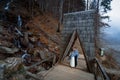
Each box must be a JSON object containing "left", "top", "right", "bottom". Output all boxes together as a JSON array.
[
  {"left": 63, "top": 0, "right": 86, "bottom": 13},
  {"left": 101, "top": 0, "right": 112, "bottom": 12}
]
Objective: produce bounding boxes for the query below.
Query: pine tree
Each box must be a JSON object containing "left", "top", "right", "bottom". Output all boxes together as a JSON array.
[{"left": 101, "top": 0, "right": 112, "bottom": 12}]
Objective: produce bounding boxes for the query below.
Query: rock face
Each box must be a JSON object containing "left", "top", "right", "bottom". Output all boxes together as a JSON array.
[
  {"left": 0, "top": 46, "right": 19, "bottom": 54},
  {"left": 0, "top": 2, "right": 62, "bottom": 79}
]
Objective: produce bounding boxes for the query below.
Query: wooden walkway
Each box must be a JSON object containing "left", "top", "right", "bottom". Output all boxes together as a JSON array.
[
  {"left": 63, "top": 54, "right": 87, "bottom": 71},
  {"left": 43, "top": 54, "right": 95, "bottom": 80},
  {"left": 43, "top": 65, "right": 95, "bottom": 80},
  {"left": 36, "top": 54, "right": 95, "bottom": 80}
]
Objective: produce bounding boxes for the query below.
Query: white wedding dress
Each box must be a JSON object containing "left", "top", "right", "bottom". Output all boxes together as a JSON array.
[{"left": 70, "top": 56, "right": 75, "bottom": 67}]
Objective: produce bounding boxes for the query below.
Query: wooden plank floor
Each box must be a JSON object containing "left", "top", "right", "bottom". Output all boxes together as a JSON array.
[{"left": 44, "top": 65, "right": 95, "bottom": 80}]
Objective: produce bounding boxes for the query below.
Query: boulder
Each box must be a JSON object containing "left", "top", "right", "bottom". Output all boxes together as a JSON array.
[
  {"left": 39, "top": 50, "right": 46, "bottom": 60},
  {"left": 20, "top": 37, "right": 28, "bottom": 48},
  {"left": 0, "top": 46, "right": 19, "bottom": 54},
  {"left": 24, "top": 32, "right": 29, "bottom": 44},
  {"left": 29, "top": 37, "right": 37, "bottom": 43}
]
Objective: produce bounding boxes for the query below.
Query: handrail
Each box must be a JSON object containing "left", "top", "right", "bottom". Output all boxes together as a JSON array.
[
  {"left": 25, "top": 55, "right": 56, "bottom": 70},
  {"left": 94, "top": 58, "right": 110, "bottom": 80}
]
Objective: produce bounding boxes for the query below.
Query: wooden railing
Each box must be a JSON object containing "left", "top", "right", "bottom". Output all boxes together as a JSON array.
[
  {"left": 93, "top": 58, "right": 110, "bottom": 80},
  {"left": 24, "top": 54, "right": 56, "bottom": 70}
]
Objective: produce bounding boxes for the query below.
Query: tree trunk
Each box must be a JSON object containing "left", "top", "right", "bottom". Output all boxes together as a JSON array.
[
  {"left": 68, "top": 0, "right": 71, "bottom": 13},
  {"left": 86, "top": 0, "right": 88, "bottom": 10},
  {"left": 57, "top": 0, "right": 64, "bottom": 32},
  {"left": 97, "top": 0, "right": 99, "bottom": 13}
]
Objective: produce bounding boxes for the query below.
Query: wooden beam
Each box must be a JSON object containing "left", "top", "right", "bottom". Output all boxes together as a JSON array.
[
  {"left": 76, "top": 30, "right": 91, "bottom": 72},
  {"left": 26, "top": 71, "right": 43, "bottom": 80},
  {"left": 52, "top": 55, "right": 56, "bottom": 65},
  {"left": 94, "top": 58, "right": 110, "bottom": 80},
  {"left": 57, "top": 0, "right": 64, "bottom": 32},
  {"left": 24, "top": 56, "right": 53, "bottom": 70},
  {"left": 61, "top": 30, "right": 76, "bottom": 61}
]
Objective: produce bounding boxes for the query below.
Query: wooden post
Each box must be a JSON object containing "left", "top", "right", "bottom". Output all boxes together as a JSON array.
[{"left": 53, "top": 55, "right": 56, "bottom": 65}]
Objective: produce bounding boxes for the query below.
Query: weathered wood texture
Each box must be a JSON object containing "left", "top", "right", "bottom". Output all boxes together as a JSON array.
[
  {"left": 44, "top": 65, "right": 95, "bottom": 80},
  {"left": 62, "top": 10, "right": 96, "bottom": 60},
  {"left": 94, "top": 58, "right": 110, "bottom": 80},
  {"left": 61, "top": 30, "right": 76, "bottom": 60}
]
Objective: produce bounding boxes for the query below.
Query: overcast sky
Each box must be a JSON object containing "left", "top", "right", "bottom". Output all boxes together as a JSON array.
[
  {"left": 103, "top": 0, "right": 120, "bottom": 36},
  {"left": 108, "top": 0, "right": 120, "bottom": 28},
  {"left": 109, "top": 0, "right": 120, "bottom": 18},
  {"left": 100, "top": 0, "right": 120, "bottom": 46}
]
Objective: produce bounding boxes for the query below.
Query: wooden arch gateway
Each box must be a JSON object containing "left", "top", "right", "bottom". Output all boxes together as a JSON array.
[{"left": 60, "top": 30, "right": 90, "bottom": 71}]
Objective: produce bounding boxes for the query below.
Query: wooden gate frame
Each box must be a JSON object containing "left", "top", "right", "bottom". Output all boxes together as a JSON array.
[{"left": 60, "top": 30, "right": 91, "bottom": 72}]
